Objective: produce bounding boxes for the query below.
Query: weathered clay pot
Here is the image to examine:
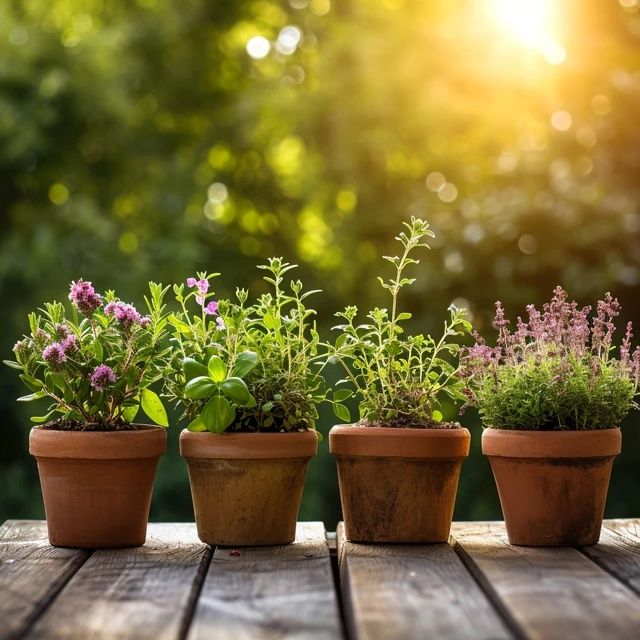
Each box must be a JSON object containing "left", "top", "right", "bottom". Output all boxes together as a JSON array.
[
  {"left": 482, "top": 428, "right": 622, "bottom": 546},
  {"left": 329, "top": 425, "right": 470, "bottom": 543},
  {"left": 180, "top": 430, "right": 318, "bottom": 546},
  {"left": 29, "top": 426, "right": 167, "bottom": 548}
]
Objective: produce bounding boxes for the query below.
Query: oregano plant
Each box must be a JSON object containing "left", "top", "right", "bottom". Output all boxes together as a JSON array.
[
  {"left": 329, "top": 217, "right": 472, "bottom": 427},
  {"left": 4, "top": 279, "right": 171, "bottom": 430}
]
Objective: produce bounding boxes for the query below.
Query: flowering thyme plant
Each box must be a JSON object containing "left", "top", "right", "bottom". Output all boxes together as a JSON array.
[
  {"left": 165, "top": 259, "right": 329, "bottom": 433},
  {"left": 461, "top": 287, "right": 640, "bottom": 430},
  {"left": 329, "top": 218, "right": 472, "bottom": 427},
  {"left": 4, "top": 279, "right": 171, "bottom": 430}
]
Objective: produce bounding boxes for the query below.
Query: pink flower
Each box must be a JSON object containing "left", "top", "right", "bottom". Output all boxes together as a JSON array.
[
  {"left": 187, "top": 277, "right": 197, "bottom": 288},
  {"left": 69, "top": 279, "right": 102, "bottom": 316},
  {"left": 90, "top": 364, "right": 116, "bottom": 391},
  {"left": 205, "top": 301, "right": 219, "bottom": 316},
  {"left": 42, "top": 343, "right": 67, "bottom": 369},
  {"left": 62, "top": 334, "right": 79, "bottom": 354},
  {"left": 216, "top": 316, "right": 225, "bottom": 330},
  {"left": 104, "top": 301, "right": 145, "bottom": 328}
]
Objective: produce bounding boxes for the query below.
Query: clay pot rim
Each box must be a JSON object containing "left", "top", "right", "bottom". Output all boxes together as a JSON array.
[
  {"left": 329, "top": 424, "right": 470, "bottom": 458},
  {"left": 29, "top": 424, "right": 167, "bottom": 460},
  {"left": 179, "top": 429, "right": 318, "bottom": 459},
  {"left": 482, "top": 427, "right": 621, "bottom": 458}
]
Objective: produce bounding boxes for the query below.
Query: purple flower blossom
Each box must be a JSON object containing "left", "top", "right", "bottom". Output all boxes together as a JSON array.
[
  {"left": 104, "top": 301, "right": 145, "bottom": 328},
  {"left": 42, "top": 342, "right": 67, "bottom": 369},
  {"left": 90, "top": 364, "right": 116, "bottom": 391},
  {"left": 62, "top": 334, "right": 79, "bottom": 354},
  {"left": 187, "top": 277, "right": 197, "bottom": 288},
  {"left": 205, "top": 300, "right": 219, "bottom": 316},
  {"left": 69, "top": 279, "right": 103, "bottom": 316},
  {"left": 13, "top": 339, "right": 32, "bottom": 360},
  {"left": 216, "top": 316, "right": 225, "bottom": 330},
  {"left": 55, "top": 323, "right": 71, "bottom": 340}
]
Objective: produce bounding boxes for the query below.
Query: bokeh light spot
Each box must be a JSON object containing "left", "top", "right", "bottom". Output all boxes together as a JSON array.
[
  {"left": 518, "top": 234, "right": 538, "bottom": 254},
  {"left": 118, "top": 232, "right": 139, "bottom": 254},
  {"left": 426, "top": 171, "right": 446, "bottom": 192},
  {"left": 48, "top": 183, "right": 69, "bottom": 205},
  {"left": 246, "top": 36, "right": 270, "bottom": 60},
  {"left": 551, "top": 110, "right": 572, "bottom": 131}
]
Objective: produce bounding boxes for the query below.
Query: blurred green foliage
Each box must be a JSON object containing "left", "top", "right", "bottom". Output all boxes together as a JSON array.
[{"left": 2, "top": 0, "right": 640, "bottom": 528}]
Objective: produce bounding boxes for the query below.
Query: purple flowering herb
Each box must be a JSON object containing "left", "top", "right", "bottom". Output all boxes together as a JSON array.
[
  {"left": 69, "top": 279, "right": 103, "bottom": 316},
  {"left": 55, "top": 323, "right": 70, "bottom": 340},
  {"left": 104, "top": 300, "right": 146, "bottom": 328},
  {"left": 90, "top": 364, "right": 117, "bottom": 391},
  {"left": 187, "top": 277, "right": 197, "bottom": 288},
  {"left": 62, "top": 334, "right": 79, "bottom": 354},
  {"left": 205, "top": 300, "right": 219, "bottom": 316},
  {"left": 42, "top": 342, "right": 67, "bottom": 369}
]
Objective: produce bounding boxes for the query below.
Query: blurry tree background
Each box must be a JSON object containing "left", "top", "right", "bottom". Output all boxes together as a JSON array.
[{"left": 2, "top": 0, "right": 640, "bottom": 527}]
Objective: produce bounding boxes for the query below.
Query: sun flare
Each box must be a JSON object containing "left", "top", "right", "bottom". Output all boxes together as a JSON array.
[{"left": 492, "top": 0, "right": 565, "bottom": 64}]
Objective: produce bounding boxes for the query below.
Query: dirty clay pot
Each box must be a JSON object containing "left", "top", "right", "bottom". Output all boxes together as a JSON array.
[
  {"left": 179, "top": 430, "right": 318, "bottom": 546},
  {"left": 329, "top": 425, "right": 470, "bottom": 543},
  {"left": 29, "top": 425, "right": 167, "bottom": 548},
  {"left": 482, "top": 428, "right": 621, "bottom": 546}
]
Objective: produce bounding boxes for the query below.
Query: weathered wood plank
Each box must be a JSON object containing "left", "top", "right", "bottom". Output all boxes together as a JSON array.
[
  {"left": 580, "top": 518, "right": 640, "bottom": 595},
  {"left": 25, "top": 523, "right": 209, "bottom": 640},
  {"left": 187, "top": 521, "right": 342, "bottom": 640},
  {"left": 337, "top": 522, "right": 511, "bottom": 640},
  {"left": 0, "top": 520, "right": 89, "bottom": 640},
  {"left": 452, "top": 521, "right": 640, "bottom": 640}
]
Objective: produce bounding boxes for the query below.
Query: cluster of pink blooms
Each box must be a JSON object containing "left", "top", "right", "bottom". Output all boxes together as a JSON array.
[
  {"left": 104, "top": 301, "right": 150, "bottom": 329},
  {"left": 462, "top": 286, "right": 640, "bottom": 382},
  {"left": 90, "top": 364, "right": 117, "bottom": 391},
  {"left": 41, "top": 328, "right": 79, "bottom": 370},
  {"left": 187, "top": 277, "right": 225, "bottom": 329},
  {"left": 68, "top": 279, "right": 102, "bottom": 316}
]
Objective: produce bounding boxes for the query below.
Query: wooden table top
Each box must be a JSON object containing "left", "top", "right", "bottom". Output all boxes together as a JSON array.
[{"left": 1, "top": 519, "right": 640, "bottom": 639}]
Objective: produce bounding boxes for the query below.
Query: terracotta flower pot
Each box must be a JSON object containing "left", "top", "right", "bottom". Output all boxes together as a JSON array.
[
  {"left": 29, "top": 426, "right": 167, "bottom": 548},
  {"left": 329, "top": 425, "right": 470, "bottom": 543},
  {"left": 179, "top": 430, "right": 318, "bottom": 546},
  {"left": 482, "top": 428, "right": 622, "bottom": 546}
]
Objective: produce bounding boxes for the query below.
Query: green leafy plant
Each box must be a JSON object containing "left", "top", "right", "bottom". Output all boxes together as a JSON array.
[
  {"left": 461, "top": 287, "right": 640, "bottom": 430},
  {"left": 165, "top": 259, "right": 329, "bottom": 433},
  {"left": 4, "top": 279, "right": 170, "bottom": 430},
  {"left": 329, "top": 217, "right": 472, "bottom": 427}
]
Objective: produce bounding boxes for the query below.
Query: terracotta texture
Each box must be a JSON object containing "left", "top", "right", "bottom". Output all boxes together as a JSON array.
[
  {"left": 330, "top": 425, "right": 471, "bottom": 543},
  {"left": 482, "top": 428, "right": 622, "bottom": 546},
  {"left": 179, "top": 430, "right": 318, "bottom": 546},
  {"left": 29, "top": 426, "right": 167, "bottom": 548}
]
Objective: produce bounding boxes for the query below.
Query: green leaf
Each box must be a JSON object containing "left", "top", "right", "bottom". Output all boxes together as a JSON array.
[
  {"left": 207, "top": 355, "right": 226, "bottom": 382},
  {"left": 432, "top": 410, "right": 443, "bottom": 422},
  {"left": 186, "top": 416, "right": 207, "bottom": 432},
  {"left": 93, "top": 339, "right": 104, "bottom": 361},
  {"left": 168, "top": 313, "right": 192, "bottom": 334},
  {"left": 31, "top": 412, "right": 55, "bottom": 424},
  {"left": 141, "top": 388, "right": 169, "bottom": 427},
  {"left": 219, "top": 377, "right": 252, "bottom": 405},
  {"left": 121, "top": 403, "right": 140, "bottom": 423},
  {"left": 333, "top": 389, "right": 353, "bottom": 402},
  {"left": 18, "top": 391, "right": 47, "bottom": 402},
  {"left": 183, "top": 357, "right": 208, "bottom": 381},
  {"left": 333, "top": 403, "right": 351, "bottom": 422},
  {"left": 231, "top": 350, "right": 258, "bottom": 378},
  {"left": 185, "top": 376, "right": 217, "bottom": 400},
  {"left": 395, "top": 312, "right": 412, "bottom": 321},
  {"left": 20, "top": 374, "right": 43, "bottom": 392},
  {"left": 201, "top": 395, "right": 236, "bottom": 433},
  {"left": 3, "top": 360, "right": 23, "bottom": 370}
]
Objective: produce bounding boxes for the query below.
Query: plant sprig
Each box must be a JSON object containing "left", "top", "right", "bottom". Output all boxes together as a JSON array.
[{"left": 329, "top": 217, "right": 472, "bottom": 427}]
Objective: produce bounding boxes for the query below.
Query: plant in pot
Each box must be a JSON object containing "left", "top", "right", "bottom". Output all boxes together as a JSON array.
[
  {"left": 165, "top": 261, "right": 326, "bottom": 546},
  {"left": 4, "top": 279, "right": 171, "bottom": 548},
  {"left": 327, "top": 217, "right": 472, "bottom": 543},
  {"left": 461, "top": 287, "right": 640, "bottom": 546}
]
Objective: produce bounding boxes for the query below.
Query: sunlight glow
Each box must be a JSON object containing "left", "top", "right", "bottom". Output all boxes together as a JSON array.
[{"left": 492, "top": 0, "right": 566, "bottom": 64}]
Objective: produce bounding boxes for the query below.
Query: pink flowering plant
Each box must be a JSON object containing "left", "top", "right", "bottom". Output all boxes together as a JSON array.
[
  {"left": 461, "top": 287, "right": 640, "bottom": 430},
  {"left": 165, "top": 259, "right": 330, "bottom": 433},
  {"left": 329, "top": 218, "right": 472, "bottom": 427},
  {"left": 5, "top": 279, "right": 171, "bottom": 430}
]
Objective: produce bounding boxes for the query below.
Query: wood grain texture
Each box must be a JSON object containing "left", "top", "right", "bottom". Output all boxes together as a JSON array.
[
  {"left": 0, "top": 520, "right": 89, "bottom": 640},
  {"left": 337, "top": 522, "right": 511, "bottom": 640},
  {"left": 24, "top": 523, "right": 209, "bottom": 640},
  {"left": 187, "top": 521, "right": 342, "bottom": 640},
  {"left": 581, "top": 518, "right": 640, "bottom": 595},
  {"left": 452, "top": 521, "right": 640, "bottom": 640}
]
